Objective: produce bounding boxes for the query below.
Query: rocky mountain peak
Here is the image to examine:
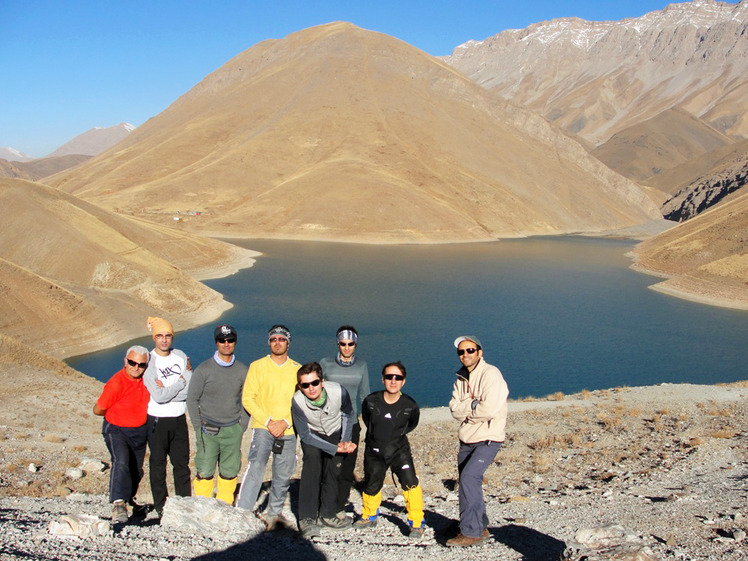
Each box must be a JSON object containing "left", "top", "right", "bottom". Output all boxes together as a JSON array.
[{"left": 443, "top": 0, "right": 748, "bottom": 146}]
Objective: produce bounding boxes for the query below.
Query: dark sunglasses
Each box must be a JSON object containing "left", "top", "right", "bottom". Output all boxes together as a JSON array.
[
  {"left": 126, "top": 358, "right": 148, "bottom": 369},
  {"left": 338, "top": 342, "right": 356, "bottom": 347},
  {"left": 457, "top": 348, "right": 478, "bottom": 356},
  {"left": 217, "top": 337, "right": 236, "bottom": 344},
  {"left": 300, "top": 379, "right": 322, "bottom": 389},
  {"left": 383, "top": 374, "right": 405, "bottom": 381}
]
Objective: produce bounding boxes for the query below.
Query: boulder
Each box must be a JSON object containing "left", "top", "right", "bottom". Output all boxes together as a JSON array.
[
  {"left": 48, "top": 513, "right": 111, "bottom": 539},
  {"left": 563, "top": 524, "right": 656, "bottom": 561},
  {"left": 160, "top": 496, "right": 266, "bottom": 540}
]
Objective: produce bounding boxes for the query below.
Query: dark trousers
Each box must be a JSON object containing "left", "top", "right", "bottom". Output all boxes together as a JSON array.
[
  {"left": 147, "top": 414, "right": 191, "bottom": 511},
  {"left": 363, "top": 442, "right": 418, "bottom": 495},
  {"left": 336, "top": 421, "right": 360, "bottom": 511},
  {"left": 457, "top": 440, "right": 502, "bottom": 538},
  {"left": 299, "top": 430, "right": 343, "bottom": 520},
  {"left": 102, "top": 420, "right": 148, "bottom": 504}
]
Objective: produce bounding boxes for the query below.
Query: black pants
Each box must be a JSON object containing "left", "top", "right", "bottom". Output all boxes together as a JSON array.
[
  {"left": 102, "top": 421, "right": 147, "bottom": 504},
  {"left": 363, "top": 442, "right": 418, "bottom": 495},
  {"left": 336, "top": 421, "right": 360, "bottom": 511},
  {"left": 147, "top": 414, "right": 191, "bottom": 511},
  {"left": 299, "top": 430, "right": 343, "bottom": 520}
]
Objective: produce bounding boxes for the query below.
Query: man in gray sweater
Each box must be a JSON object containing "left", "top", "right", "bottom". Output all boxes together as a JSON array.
[
  {"left": 187, "top": 325, "right": 248, "bottom": 504},
  {"left": 319, "top": 325, "right": 369, "bottom": 514}
]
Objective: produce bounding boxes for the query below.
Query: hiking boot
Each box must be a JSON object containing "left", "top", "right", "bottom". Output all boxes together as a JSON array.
[
  {"left": 111, "top": 500, "right": 128, "bottom": 524},
  {"left": 446, "top": 532, "right": 485, "bottom": 547},
  {"left": 299, "top": 518, "right": 320, "bottom": 538},
  {"left": 129, "top": 500, "right": 151, "bottom": 518},
  {"left": 262, "top": 514, "right": 278, "bottom": 531},
  {"left": 263, "top": 512, "right": 292, "bottom": 531},
  {"left": 409, "top": 522, "right": 425, "bottom": 539},
  {"left": 321, "top": 514, "right": 352, "bottom": 529},
  {"left": 354, "top": 515, "right": 378, "bottom": 528}
]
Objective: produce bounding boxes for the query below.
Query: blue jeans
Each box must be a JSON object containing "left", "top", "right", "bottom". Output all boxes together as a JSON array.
[
  {"left": 102, "top": 420, "right": 148, "bottom": 504},
  {"left": 235, "top": 429, "right": 296, "bottom": 516},
  {"left": 457, "top": 440, "right": 502, "bottom": 538}
]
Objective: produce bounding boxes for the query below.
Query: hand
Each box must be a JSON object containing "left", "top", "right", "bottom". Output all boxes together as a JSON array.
[
  {"left": 267, "top": 419, "right": 287, "bottom": 438},
  {"left": 155, "top": 379, "right": 165, "bottom": 388},
  {"left": 186, "top": 358, "right": 192, "bottom": 371},
  {"left": 337, "top": 442, "right": 357, "bottom": 454}
]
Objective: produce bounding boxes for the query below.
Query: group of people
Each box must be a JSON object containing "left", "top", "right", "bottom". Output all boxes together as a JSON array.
[{"left": 94, "top": 319, "right": 508, "bottom": 547}]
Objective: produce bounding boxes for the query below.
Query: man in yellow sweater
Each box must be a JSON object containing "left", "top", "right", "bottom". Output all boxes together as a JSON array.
[{"left": 235, "top": 325, "right": 300, "bottom": 530}]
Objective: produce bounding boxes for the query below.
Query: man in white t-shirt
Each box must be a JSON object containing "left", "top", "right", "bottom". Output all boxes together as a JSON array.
[{"left": 143, "top": 316, "right": 192, "bottom": 518}]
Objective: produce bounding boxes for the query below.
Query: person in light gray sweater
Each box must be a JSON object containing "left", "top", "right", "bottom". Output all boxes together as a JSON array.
[
  {"left": 292, "top": 362, "right": 356, "bottom": 536},
  {"left": 187, "top": 325, "right": 248, "bottom": 504}
]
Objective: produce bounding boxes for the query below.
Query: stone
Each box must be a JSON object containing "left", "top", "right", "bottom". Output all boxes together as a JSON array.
[
  {"left": 65, "top": 468, "right": 84, "bottom": 480},
  {"left": 78, "top": 458, "right": 106, "bottom": 473},
  {"left": 563, "top": 524, "right": 656, "bottom": 561},
  {"left": 48, "top": 514, "right": 111, "bottom": 539},
  {"left": 160, "top": 496, "right": 265, "bottom": 541}
]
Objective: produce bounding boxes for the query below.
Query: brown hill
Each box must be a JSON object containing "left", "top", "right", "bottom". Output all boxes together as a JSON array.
[
  {"left": 47, "top": 22, "right": 661, "bottom": 242},
  {"left": 0, "top": 159, "right": 34, "bottom": 180},
  {"left": 631, "top": 190, "right": 748, "bottom": 310},
  {"left": 2, "top": 154, "right": 92, "bottom": 181},
  {"left": 0, "top": 178, "right": 257, "bottom": 358},
  {"left": 645, "top": 138, "right": 748, "bottom": 196},
  {"left": 591, "top": 107, "right": 734, "bottom": 183}
]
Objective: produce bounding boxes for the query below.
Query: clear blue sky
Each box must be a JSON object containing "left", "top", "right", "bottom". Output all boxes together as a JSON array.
[{"left": 1, "top": 0, "right": 710, "bottom": 157}]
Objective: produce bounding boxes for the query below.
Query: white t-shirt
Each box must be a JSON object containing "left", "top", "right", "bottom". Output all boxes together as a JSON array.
[{"left": 146, "top": 350, "right": 189, "bottom": 417}]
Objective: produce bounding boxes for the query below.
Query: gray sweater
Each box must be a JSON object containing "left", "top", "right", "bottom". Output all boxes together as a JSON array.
[
  {"left": 319, "top": 356, "right": 370, "bottom": 418},
  {"left": 187, "top": 356, "right": 249, "bottom": 434}
]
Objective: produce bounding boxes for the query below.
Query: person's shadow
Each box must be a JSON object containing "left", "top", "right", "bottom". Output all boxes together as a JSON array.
[{"left": 190, "top": 530, "right": 326, "bottom": 561}]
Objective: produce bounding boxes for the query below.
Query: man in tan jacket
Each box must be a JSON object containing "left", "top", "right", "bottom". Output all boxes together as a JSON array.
[{"left": 447, "top": 335, "right": 509, "bottom": 547}]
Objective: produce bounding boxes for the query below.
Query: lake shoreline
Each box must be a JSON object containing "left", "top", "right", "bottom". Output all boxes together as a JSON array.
[{"left": 62, "top": 224, "right": 745, "bottom": 364}]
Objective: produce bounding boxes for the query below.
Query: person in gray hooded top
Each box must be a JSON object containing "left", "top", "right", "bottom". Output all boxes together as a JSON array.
[{"left": 292, "top": 362, "right": 356, "bottom": 537}]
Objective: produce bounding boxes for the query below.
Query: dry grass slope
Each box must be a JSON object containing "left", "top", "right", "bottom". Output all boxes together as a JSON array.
[
  {"left": 0, "top": 178, "right": 257, "bottom": 358},
  {"left": 47, "top": 23, "right": 661, "bottom": 242}
]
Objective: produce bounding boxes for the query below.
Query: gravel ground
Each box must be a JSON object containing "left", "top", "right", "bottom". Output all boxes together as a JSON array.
[{"left": 1, "top": 377, "right": 747, "bottom": 561}]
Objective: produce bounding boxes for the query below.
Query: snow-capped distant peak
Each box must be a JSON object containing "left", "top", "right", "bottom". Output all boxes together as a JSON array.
[
  {"left": 0, "top": 147, "right": 33, "bottom": 162},
  {"left": 45, "top": 123, "right": 136, "bottom": 158}
]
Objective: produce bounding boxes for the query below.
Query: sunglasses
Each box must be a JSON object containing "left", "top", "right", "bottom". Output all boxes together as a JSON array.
[
  {"left": 217, "top": 337, "right": 236, "bottom": 344},
  {"left": 383, "top": 374, "right": 405, "bottom": 381},
  {"left": 126, "top": 358, "right": 148, "bottom": 369},
  {"left": 300, "top": 379, "right": 322, "bottom": 389},
  {"left": 269, "top": 337, "right": 288, "bottom": 343},
  {"left": 457, "top": 348, "right": 478, "bottom": 356},
  {"left": 338, "top": 342, "right": 356, "bottom": 347}
]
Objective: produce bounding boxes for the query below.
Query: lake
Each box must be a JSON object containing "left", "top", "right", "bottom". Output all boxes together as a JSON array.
[{"left": 67, "top": 237, "right": 748, "bottom": 407}]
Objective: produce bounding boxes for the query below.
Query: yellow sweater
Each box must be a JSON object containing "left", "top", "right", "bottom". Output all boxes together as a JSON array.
[{"left": 242, "top": 355, "right": 300, "bottom": 435}]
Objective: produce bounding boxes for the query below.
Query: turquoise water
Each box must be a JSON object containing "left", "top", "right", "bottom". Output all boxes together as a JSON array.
[{"left": 67, "top": 237, "right": 748, "bottom": 407}]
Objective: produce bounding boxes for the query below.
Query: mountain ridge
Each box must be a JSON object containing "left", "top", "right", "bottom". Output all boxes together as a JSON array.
[
  {"left": 443, "top": 0, "right": 748, "bottom": 146},
  {"left": 47, "top": 22, "right": 662, "bottom": 242}
]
